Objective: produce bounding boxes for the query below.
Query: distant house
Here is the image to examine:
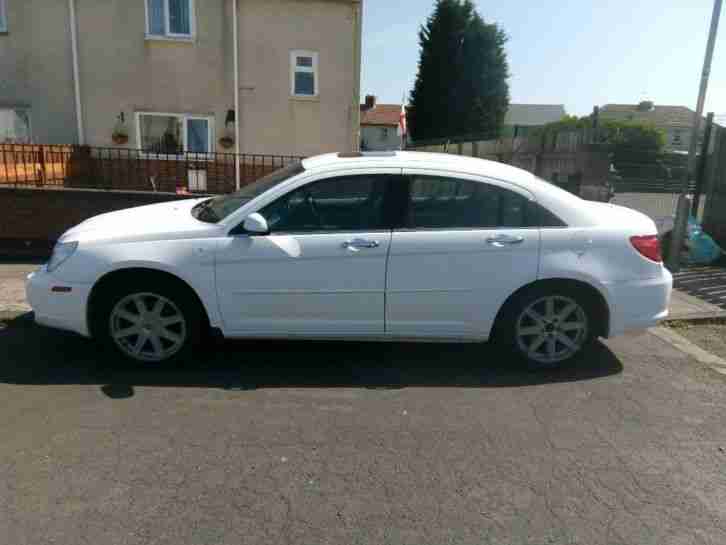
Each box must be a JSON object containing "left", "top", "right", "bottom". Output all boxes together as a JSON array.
[
  {"left": 360, "top": 96, "right": 403, "bottom": 151},
  {"left": 503, "top": 104, "right": 566, "bottom": 136},
  {"left": 599, "top": 102, "right": 706, "bottom": 153}
]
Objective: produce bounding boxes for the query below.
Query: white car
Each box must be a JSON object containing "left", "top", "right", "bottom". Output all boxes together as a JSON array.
[{"left": 26, "top": 151, "right": 672, "bottom": 368}]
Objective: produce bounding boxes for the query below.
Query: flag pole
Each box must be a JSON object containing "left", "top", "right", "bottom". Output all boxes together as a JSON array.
[{"left": 400, "top": 93, "right": 407, "bottom": 150}]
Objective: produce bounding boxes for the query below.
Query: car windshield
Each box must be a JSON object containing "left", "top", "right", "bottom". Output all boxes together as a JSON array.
[{"left": 191, "top": 161, "right": 305, "bottom": 223}]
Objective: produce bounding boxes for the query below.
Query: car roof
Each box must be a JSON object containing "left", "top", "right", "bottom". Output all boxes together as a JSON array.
[{"left": 302, "top": 151, "right": 536, "bottom": 186}]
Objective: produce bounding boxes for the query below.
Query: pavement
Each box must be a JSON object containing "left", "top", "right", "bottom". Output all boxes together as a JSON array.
[
  {"left": 672, "top": 265, "right": 726, "bottom": 316},
  {"left": 3, "top": 262, "right": 726, "bottom": 544},
  {"left": 0, "top": 261, "right": 36, "bottom": 313},
  {"left": 668, "top": 288, "right": 726, "bottom": 320}
]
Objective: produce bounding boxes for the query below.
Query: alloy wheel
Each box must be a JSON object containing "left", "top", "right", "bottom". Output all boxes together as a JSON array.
[
  {"left": 514, "top": 295, "right": 588, "bottom": 365},
  {"left": 109, "top": 292, "right": 187, "bottom": 362}
]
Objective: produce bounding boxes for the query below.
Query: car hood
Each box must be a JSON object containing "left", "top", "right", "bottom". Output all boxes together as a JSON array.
[{"left": 59, "top": 198, "right": 220, "bottom": 244}]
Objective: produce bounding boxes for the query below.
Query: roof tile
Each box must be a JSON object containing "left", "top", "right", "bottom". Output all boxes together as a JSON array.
[{"left": 360, "top": 104, "right": 402, "bottom": 126}]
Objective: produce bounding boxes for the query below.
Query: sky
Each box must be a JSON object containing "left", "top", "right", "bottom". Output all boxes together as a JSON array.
[{"left": 361, "top": 0, "right": 726, "bottom": 121}]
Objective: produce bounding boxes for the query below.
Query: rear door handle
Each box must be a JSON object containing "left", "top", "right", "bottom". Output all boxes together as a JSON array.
[
  {"left": 486, "top": 234, "right": 525, "bottom": 247},
  {"left": 342, "top": 239, "right": 380, "bottom": 250}
]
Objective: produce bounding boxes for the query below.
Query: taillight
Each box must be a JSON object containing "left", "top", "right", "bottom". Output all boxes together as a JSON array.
[{"left": 630, "top": 235, "right": 662, "bottom": 263}]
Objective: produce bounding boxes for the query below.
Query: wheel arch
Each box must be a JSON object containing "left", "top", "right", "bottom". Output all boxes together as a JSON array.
[
  {"left": 86, "top": 267, "right": 211, "bottom": 339},
  {"left": 492, "top": 277, "right": 611, "bottom": 339}
]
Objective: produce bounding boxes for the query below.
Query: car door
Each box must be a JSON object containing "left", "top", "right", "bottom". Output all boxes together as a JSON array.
[
  {"left": 215, "top": 171, "right": 402, "bottom": 337},
  {"left": 386, "top": 170, "right": 542, "bottom": 339}
]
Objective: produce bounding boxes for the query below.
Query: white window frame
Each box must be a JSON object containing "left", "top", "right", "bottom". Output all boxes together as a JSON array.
[
  {"left": 0, "top": 0, "right": 8, "bottom": 33},
  {"left": 290, "top": 50, "right": 319, "bottom": 98},
  {"left": 135, "top": 112, "right": 214, "bottom": 158},
  {"left": 0, "top": 107, "right": 32, "bottom": 143},
  {"left": 145, "top": 0, "right": 195, "bottom": 40}
]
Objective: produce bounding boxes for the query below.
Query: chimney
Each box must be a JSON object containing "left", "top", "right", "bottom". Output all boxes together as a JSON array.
[{"left": 364, "top": 95, "right": 377, "bottom": 109}]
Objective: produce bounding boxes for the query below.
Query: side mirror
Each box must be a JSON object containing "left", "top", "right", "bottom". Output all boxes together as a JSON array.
[{"left": 242, "top": 213, "right": 269, "bottom": 235}]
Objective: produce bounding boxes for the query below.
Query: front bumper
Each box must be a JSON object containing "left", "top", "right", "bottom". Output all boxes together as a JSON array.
[
  {"left": 606, "top": 268, "right": 673, "bottom": 337},
  {"left": 26, "top": 266, "right": 92, "bottom": 337}
]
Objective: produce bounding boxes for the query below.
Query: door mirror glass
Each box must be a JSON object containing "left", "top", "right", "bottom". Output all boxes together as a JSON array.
[{"left": 243, "top": 213, "right": 269, "bottom": 234}]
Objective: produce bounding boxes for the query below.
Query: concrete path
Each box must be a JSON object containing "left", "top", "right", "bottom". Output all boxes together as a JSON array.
[
  {"left": 0, "top": 262, "right": 35, "bottom": 313},
  {"left": 668, "top": 288, "right": 726, "bottom": 320}
]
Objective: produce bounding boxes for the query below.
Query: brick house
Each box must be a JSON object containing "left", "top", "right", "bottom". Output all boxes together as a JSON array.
[{"left": 359, "top": 95, "right": 404, "bottom": 151}]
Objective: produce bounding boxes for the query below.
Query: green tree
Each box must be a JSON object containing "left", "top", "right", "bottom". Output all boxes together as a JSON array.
[{"left": 408, "top": 0, "right": 510, "bottom": 142}]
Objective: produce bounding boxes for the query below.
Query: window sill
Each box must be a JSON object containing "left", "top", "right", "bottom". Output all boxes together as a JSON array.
[
  {"left": 144, "top": 34, "right": 195, "bottom": 44},
  {"left": 290, "top": 95, "right": 320, "bottom": 103}
]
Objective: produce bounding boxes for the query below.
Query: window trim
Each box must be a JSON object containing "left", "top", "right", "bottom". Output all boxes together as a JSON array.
[
  {"left": 0, "top": 107, "right": 32, "bottom": 143},
  {"left": 0, "top": 0, "right": 7, "bottom": 33},
  {"left": 145, "top": 0, "right": 195, "bottom": 40},
  {"left": 290, "top": 50, "right": 319, "bottom": 98},
  {"left": 135, "top": 111, "right": 214, "bottom": 158}
]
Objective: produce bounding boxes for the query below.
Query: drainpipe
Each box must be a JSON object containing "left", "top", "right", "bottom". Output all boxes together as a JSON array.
[
  {"left": 351, "top": 0, "right": 362, "bottom": 152},
  {"left": 233, "top": 0, "right": 241, "bottom": 190},
  {"left": 68, "top": 0, "right": 85, "bottom": 145}
]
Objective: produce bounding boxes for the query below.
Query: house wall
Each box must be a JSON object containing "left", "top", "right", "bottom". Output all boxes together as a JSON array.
[
  {"left": 0, "top": 0, "right": 359, "bottom": 156},
  {"left": 361, "top": 125, "right": 400, "bottom": 151},
  {"left": 0, "top": 0, "right": 78, "bottom": 144}
]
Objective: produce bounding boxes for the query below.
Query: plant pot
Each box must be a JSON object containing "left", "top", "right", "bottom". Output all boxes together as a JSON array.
[
  {"left": 112, "top": 133, "right": 129, "bottom": 145},
  {"left": 219, "top": 136, "right": 235, "bottom": 149}
]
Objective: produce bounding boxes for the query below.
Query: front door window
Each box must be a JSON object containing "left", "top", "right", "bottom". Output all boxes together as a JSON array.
[{"left": 260, "top": 175, "right": 390, "bottom": 233}]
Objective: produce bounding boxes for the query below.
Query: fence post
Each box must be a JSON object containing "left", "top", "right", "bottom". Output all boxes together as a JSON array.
[
  {"left": 702, "top": 125, "right": 723, "bottom": 227},
  {"left": 37, "top": 147, "right": 47, "bottom": 187},
  {"left": 692, "top": 112, "right": 714, "bottom": 217}
]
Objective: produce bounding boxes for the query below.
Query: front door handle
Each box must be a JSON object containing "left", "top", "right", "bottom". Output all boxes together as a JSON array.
[
  {"left": 342, "top": 239, "right": 380, "bottom": 250},
  {"left": 486, "top": 234, "right": 525, "bottom": 247}
]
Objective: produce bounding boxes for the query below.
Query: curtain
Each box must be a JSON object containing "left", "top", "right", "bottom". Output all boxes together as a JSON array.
[
  {"left": 147, "top": 0, "right": 165, "bottom": 35},
  {"left": 187, "top": 119, "right": 209, "bottom": 153},
  {"left": 168, "top": 0, "right": 191, "bottom": 35}
]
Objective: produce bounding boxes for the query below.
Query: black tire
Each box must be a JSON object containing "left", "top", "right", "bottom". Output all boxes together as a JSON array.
[
  {"left": 494, "top": 284, "right": 597, "bottom": 370},
  {"left": 92, "top": 275, "right": 206, "bottom": 365}
]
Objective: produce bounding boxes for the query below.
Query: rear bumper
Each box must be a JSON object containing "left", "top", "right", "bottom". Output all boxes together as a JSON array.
[
  {"left": 605, "top": 268, "right": 673, "bottom": 337},
  {"left": 26, "top": 266, "right": 92, "bottom": 337}
]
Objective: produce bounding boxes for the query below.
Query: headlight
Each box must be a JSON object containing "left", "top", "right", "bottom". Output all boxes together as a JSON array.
[{"left": 47, "top": 241, "right": 79, "bottom": 272}]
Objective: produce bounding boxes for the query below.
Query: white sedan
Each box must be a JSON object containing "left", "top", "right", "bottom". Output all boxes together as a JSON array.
[{"left": 26, "top": 151, "right": 672, "bottom": 368}]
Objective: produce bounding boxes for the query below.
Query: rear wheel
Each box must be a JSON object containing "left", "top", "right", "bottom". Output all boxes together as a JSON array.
[{"left": 496, "top": 287, "right": 596, "bottom": 369}]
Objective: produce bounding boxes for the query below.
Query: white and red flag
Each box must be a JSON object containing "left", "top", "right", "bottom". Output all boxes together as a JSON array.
[{"left": 397, "top": 103, "right": 407, "bottom": 137}]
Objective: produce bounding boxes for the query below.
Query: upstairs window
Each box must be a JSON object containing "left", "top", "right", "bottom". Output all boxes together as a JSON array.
[
  {"left": 0, "top": 0, "right": 7, "bottom": 33},
  {"left": 291, "top": 51, "right": 318, "bottom": 98},
  {"left": 147, "top": 0, "right": 193, "bottom": 38}
]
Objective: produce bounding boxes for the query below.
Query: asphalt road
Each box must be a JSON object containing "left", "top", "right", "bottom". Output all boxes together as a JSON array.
[{"left": 1, "top": 313, "right": 726, "bottom": 545}]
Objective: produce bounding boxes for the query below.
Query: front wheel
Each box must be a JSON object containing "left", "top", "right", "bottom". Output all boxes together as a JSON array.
[
  {"left": 96, "top": 281, "right": 204, "bottom": 364},
  {"left": 496, "top": 289, "right": 595, "bottom": 369}
]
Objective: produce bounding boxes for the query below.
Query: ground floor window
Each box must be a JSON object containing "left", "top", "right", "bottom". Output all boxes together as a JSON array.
[
  {"left": 0, "top": 108, "right": 31, "bottom": 143},
  {"left": 136, "top": 112, "right": 214, "bottom": 155}
]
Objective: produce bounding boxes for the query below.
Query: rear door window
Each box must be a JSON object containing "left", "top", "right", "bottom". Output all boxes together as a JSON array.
[{"left": 404, "top": 175, "right": 565, "bottom": 229}]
